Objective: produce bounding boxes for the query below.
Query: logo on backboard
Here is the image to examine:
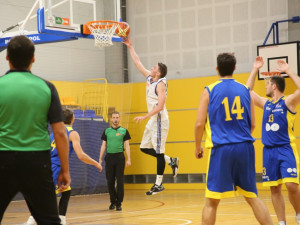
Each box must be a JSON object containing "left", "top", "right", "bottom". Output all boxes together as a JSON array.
[{"left": 55, "top": 17, "right": 70, "bottom": 26}]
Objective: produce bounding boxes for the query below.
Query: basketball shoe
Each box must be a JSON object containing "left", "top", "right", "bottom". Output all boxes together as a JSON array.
[
  {"left": 169, "top": 157, "right": 179, "bottom": 177},
  {"left": 146, "top": 184, "right": 165, "bottom": 195}
]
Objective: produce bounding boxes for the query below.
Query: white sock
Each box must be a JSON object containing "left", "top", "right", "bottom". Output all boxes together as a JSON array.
[
  {"left": 296, "top": 213, "right": 300, "bottom": 223},
  {"left": 25, "top": 216, "right": 36, "bottom": 225},
  {"left": 155, "top": 175, "right": 163, "bottom": 186},
  {"left": 278, "top": 221, "right": 286, "bottom": 225},
  {"left": 164, "top": 155, "right": 171, "bottom": 164},
  {"left": 59, "top": 215, "right": 67, "bottom": 225}
]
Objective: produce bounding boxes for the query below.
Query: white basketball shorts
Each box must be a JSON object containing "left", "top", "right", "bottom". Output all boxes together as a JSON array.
[{"left": 140, "top": 118, "right": 169, "bottom": 154}]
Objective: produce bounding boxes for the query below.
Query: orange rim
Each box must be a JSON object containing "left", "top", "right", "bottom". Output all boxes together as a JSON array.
[
  {"left": 261, "top": 71, "right": 281, "bottom": 76},
  {"left": 82, "top": 20, "right": 120, "bottom": 35}
]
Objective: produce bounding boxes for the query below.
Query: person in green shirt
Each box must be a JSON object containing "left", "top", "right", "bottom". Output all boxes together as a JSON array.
[
  {"left": 0, "top": 35, "right": 70, "bottom": 225},
  {"left": 99, "top": 111, "right": 131, "bottom": 211}
]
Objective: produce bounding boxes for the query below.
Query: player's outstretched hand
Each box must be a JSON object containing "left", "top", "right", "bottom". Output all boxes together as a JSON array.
[
  {"left": 253, "top": 56, "right": 264, "bottom": 69},
  {"left": 122, "top": 37, "right": 132, "bottom": 47},
  {"left": 134, "top": 116, "right": 145, "bottom": 123},
  {"left": 195, "top": 146, "right": 203, "bottom": 159},
  {"left": 57, "top": 170, "right": 71, "bottom": 192},
  {"left": 277, "top": 60, "right": 290, "bottom": 73}
]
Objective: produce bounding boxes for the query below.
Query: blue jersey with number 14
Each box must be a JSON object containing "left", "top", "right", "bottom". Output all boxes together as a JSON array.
[{"left": 205, "top": 79, "right": 254, "bottom": 149}]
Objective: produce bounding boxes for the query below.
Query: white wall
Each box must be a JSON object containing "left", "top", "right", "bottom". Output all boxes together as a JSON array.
[{"left": 127, "top": 0, "right": 289, "bottom": 82}]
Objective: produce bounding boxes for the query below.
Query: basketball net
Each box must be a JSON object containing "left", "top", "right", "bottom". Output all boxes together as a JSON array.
[{"left": 88, "top": 21, "right": 118, "bottom": 48}]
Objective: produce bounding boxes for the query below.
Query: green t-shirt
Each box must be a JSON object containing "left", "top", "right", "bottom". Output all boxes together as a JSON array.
[
  {"left": 0, "top": 70, "right": 63, "bottom": 151},
  {"left": 101, "top": 126, "right": 131, "bottom": 153}
]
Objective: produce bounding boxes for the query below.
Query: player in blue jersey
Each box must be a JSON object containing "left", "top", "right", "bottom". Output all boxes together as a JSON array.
[
  {"left": 195, "top": 53, "right": 273, "bottom": 225},
  {"left": 246, "top": 57, "right": 300, "bottom": 225},
  {"left": 25, "top": 109, "right": 102, "bottom": 225}
]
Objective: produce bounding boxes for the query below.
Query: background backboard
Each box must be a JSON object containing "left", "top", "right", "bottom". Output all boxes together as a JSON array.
[
  {"left": 0, "top": 0, "right": 122, "bottom": 51},
  {"left": 257, "top": 42, "right": 299, "bottom": 80}
]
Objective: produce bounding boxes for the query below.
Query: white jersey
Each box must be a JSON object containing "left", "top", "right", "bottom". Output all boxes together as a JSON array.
[{"left": 146, "top": 75, "right": 169, "bottom": 121}]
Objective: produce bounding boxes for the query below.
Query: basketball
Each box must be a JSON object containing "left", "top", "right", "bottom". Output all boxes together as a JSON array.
[{"left": 115, "top": 22, "right": 130, "bottom": 38}]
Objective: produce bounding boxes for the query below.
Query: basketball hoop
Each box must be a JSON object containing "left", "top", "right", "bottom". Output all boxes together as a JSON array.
[
  {"left": 83, "top": 21, "right": 119, "bottom": 48},
  {"left": 81, "top": 20, "right": 130, "bottom": 49}
]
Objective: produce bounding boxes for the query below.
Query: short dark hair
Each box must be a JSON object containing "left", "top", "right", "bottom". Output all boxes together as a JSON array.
[
  {"left": 270, "top": 76, "right": 285, "bottom": 93},
  {"left": 217, "top": 53, "right": 236, "bottom": 77},
  {"left": 63, "top": 109, "right": 74, "bottom": 125},
  {"left": 7, "top": 35, "right": 35, "bottom": 69},
  {"left": 158, "top": 62, "right": 167, "bottom": 78},
  {"left": 111, "top": 111, "right": 120, "bottom": 117}
]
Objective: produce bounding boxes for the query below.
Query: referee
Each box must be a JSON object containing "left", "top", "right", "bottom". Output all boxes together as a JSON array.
[{"left": 99, "top": 111, "right": 131, "bottom": 211}]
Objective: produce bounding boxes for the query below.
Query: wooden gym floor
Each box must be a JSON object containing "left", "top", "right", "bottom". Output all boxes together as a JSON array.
[{"left": 2, "top": 189, "right": 298, "bottom": 225}]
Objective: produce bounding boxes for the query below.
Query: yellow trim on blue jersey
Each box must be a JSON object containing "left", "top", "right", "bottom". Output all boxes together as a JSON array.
[
  {"left": 206, "top": 80, "right": 222, "bottom": 92},
  {"left": 204, "top": 117, "right": 213, "bottom": 149},
  {"left": 56, "top": 185, "right": 71, "bottom": 194},
  {"left": 206, "top": 187, "right": 238, "bottom": 199},
  {"left": 204, "top": 81, "right": 222, "bottom": 149},
  {"left": 65, "top": 125, "right": 74, "bottom": 132},
  {"left": 287, "top": 110, "right": 296, "bottom": 143},
  {"left": 236, "top": 186, "right": 257, "bottom": 198}
]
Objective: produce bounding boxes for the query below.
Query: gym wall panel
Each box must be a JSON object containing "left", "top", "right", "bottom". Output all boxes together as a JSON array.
[{"left": 127, "top": 0, "right": 289, "bottom": 82}]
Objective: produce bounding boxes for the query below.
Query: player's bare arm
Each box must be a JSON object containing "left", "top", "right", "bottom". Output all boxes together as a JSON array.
[
  {"left": 124, "top": 140, "right": 131, "bottom": 167},
  {"left": 246, "top": 56, "right": 268, "bottom": 108},
  {"left": 194, "top": 88, "right": 209, "bottom": 159},
  {"left": 70, "top": 131, "right": 102, "bottom": 172},
  {"left": 134, "top": 81, "right": 166, "bottom": 123},
  {"left": 52, "top": 122, "right": 71, "bottom": 191},
  {"left": 278, "top": 60, "right": 300, "bottom": 112},
  {"left": 123, "top": 38, "right": 150, "bottom": 77},
  {"left": 250, "top": 96, "right": 256, "bottom": 134},
  {"left": 99, "top": 140, "right": 107, "bottom": 165}
]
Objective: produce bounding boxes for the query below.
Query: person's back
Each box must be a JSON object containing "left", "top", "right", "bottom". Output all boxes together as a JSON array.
[
  {"left": 195, "top": 53, "right": 273, "bottom": 225},
  {"left": 205, "top": 79, "right": 254, "bottom": 148},
  {"left": 0, "top": 71, "right": 54, "bottom": 150},
  {"left": 0, "top": 35, "right": 70, "bottom": 225}
]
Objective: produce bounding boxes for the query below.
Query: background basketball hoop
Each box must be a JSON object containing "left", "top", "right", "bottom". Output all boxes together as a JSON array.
[{"left": 81, "top": 20, "right": 130, "bottom": 49}]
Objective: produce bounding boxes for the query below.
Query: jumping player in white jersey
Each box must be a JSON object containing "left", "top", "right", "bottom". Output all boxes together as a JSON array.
[{"left": 123, "top": 38, "right": 179, "bottom": 195}]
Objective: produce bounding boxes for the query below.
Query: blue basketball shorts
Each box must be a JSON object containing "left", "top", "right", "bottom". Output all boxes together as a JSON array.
[
  {"left": 262, "top": 143, "right": 299, "bottom": 186},
  {"left": 206, "top": 141, "right": 258, "bottom": 199},
  {"left": 52, "top": 163, "right": 71, "bottom": 194}
]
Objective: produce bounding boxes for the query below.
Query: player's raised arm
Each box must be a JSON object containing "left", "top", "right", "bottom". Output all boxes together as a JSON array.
[
  {"left": 250, "top": 95, "right": 256, "bottom": 134},
  {"left": 123, "top": 38, "right": 150, "bottom": 77},
  {"left": 246, "top": 56, "right": 268, "bottom": 109},
  {"left": 70, "top": 131, "right": 102, "bottom": 172},
  {"left": 279, "top": 60, "right": 300, "bottom": 112}
]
